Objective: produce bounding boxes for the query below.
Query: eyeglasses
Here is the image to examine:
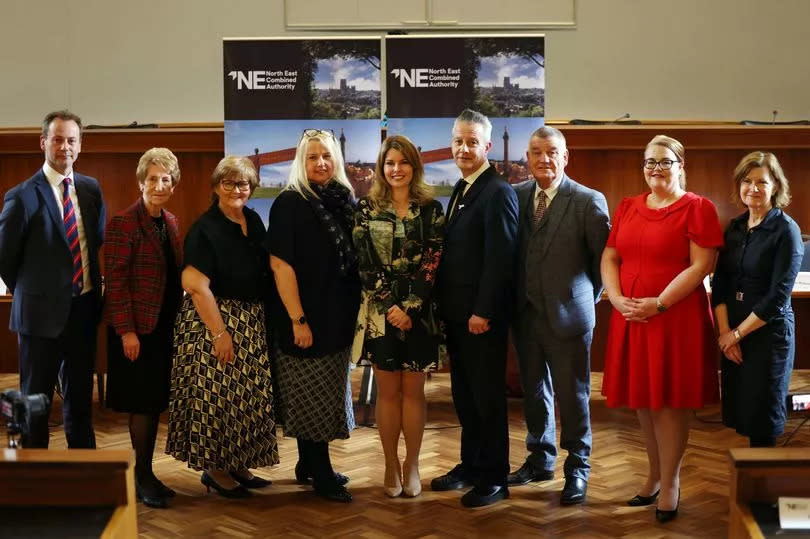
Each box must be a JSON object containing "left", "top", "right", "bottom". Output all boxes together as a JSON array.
[
  {"left": 643, "top": 158, "right": 680, "bottom": 170},
  {"left": 220, "top": 180, "right": 252, "bottom": 192},
  {"left": 301, "top": 128, "right": 336, "bottom": 140}
]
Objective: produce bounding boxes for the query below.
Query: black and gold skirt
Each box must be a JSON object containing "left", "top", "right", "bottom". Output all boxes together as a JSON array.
[{"left": 166, "top": 295, "right": 279, "bottom": 471}]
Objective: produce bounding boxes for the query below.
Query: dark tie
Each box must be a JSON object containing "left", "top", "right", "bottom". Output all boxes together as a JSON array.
[
  {"left": 533, "top": 189, "right": 547, "bottom": 228},
  {"left": 448, "top": 179, "right": 467, "bottom": 220},
  {"left": 62, "top": 178, "right": 84, "bottom": 295}
]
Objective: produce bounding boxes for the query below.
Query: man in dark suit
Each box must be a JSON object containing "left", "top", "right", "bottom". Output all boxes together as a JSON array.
[
  {"left": 0, "top": 110, "right": 106, "bottom": 448},
  {"left": 431, "top": 109, "right": 519, "bottom": 507},
  {"left": 508, "top": 126, "right": 610, "bottom": 504}
]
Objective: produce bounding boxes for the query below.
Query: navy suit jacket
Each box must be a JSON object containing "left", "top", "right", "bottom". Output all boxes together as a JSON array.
[
  {"left": 0, "top": 169, "right": 106, "bottom": 337},
  {"left": 514, "top": 174, "right": 610, "bottom": 338},
  {"left": 437, "top": 164, "right": 519, "bottom": 324}
]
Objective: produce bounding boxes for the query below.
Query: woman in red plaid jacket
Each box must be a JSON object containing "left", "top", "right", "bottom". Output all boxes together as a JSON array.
[{"left": 104, "top": 147, "right": 183, "bottom": 509}]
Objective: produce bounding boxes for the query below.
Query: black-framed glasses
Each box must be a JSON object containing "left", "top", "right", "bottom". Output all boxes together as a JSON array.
[
  {"left": 301, "top": 128, "right": 336, "bottom": 140},
  {"left": 220, "top": 179, "right": 251, "bottom": 192},
  {"left": 643, "top": 158, "right": 679, "bottom": 170}
]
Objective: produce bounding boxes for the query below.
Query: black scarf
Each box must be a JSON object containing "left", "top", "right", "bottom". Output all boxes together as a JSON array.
[{"left": 308, "top": 180, "right": 357, "bottom": 276}]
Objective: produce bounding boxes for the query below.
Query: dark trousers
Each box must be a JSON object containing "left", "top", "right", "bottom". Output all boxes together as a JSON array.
[
  {"left": 513, "top": 305, "right": 592, "bottom": 480},
  {"left": 446, "top": 321, "right": 509, "bottom": 487},
  {"left": 18, "top": 292, "right": 99, "bottom": 448}
]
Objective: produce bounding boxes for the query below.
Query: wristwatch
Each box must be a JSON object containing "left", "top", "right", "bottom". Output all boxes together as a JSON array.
[
  {"left": 655, "top": 297, "right": 667, "bottom": 313},
  {"left": 292, "top": 315, "right": 307, "bottom": 326}
]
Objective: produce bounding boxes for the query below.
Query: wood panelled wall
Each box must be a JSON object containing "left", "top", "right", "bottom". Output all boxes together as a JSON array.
[{"left": 1, "top": 125, "right": 808, "bottom": 373}]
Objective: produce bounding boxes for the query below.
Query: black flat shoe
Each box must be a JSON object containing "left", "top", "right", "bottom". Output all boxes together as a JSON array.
[
  {"left": 230, "top": 471, "right": 272, "bottom": 489},
  {"left": 460, "top": 485, "right": 509, "bottom": 508},
  {"left": 655, "top": 489, "right": 680, "bottom": 523},
  {"left": 135, "top": 478, "right": 168, "bottom": 509},
  {"left": 154, "top": 477, "right": 176, "bottom": 498},
  {"left": 627, "top": 489, "right": 660, "bottom": 507},
  {"left": 201, "top": 471, "right": 252, "bottom": 499},
  {"left": 314, "top": 484, "right": 352, "bottom": 503},
  {"left": 560, "top": 477, "right": 588, "bottom": 505},
  {"left": 294, "top": 462, "right": 349, "bottom": 486},
  {"left": 430, "top": 464, "right": 475, "bottom": 491},
  {"left": 507, "top": 462, "right": 555, "bottom": 486}
]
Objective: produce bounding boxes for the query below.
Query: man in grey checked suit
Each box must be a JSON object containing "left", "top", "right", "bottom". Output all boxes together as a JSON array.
[{"left": 509, "top": 126, "right": 610, "bottom": 505}]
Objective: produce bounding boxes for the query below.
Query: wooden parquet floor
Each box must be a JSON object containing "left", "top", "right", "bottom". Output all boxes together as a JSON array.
[{"left": 1, "top": 370, "right": 809, "bottom": 538}]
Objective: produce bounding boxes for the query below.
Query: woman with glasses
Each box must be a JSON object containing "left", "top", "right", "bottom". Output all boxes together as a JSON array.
[
  {"left": 601, "top": 135, "right": 723, "bottom": 523},
  {"left": 266, "top": 129, "right": 361, "bottom": 503},
  {"left": 352, "top": 135, "right": 445, "bottom": 498},
  {"left": 105, "top": 148, "right": 183, "bottom": 508},
  {"left": 712, "top": 152, "right": 803, "bottom": 448},
  {"left": 166, "top": 155, "right": 278, "bottom": 498}
]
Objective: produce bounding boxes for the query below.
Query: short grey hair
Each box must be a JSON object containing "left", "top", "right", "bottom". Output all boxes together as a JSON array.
[
  {"left": 453, "top": 109, "right": 492, "bottom": 143},
  {"left": 530, "top": 126, "right": 567, "bottom": 150}
]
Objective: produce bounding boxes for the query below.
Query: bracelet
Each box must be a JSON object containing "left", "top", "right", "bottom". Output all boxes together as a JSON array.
[
  {"left": 211, "top": 327, "right": 227, "bottom": 341},
  {"left": 733, "top": 328, "right": 742, "bottom": 342}
]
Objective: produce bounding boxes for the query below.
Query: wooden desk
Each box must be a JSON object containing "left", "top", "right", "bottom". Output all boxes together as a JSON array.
[
  {"left": 728, "top": 448, "right": 810, "bottom": 539},
  {"left": 0, "top": 449, "right": 137, "bottom": 537}
]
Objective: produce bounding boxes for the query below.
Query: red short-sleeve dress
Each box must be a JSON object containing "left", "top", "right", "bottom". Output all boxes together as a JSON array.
[{"left": 601, "top": 192, "right": 724, "bottom": 409}]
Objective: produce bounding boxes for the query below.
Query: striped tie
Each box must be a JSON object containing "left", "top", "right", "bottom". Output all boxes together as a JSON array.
[{"left": 62, "top": 178, "right": 84, "bottom": 295}]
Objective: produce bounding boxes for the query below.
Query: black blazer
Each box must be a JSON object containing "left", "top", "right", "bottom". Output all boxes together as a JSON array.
[
  {"left": 0, "top": 169, "right": 105, "bottom": 337},
  {"left": 437, "top": 164, "right": 519, "bottom": 324}
]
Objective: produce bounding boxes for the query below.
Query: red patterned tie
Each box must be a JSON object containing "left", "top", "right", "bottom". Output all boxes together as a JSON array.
[
  {"left": 62, "top": 178, "right": 84, "bottom": 294},
  {"left": 533, "top": 189, "right": 547, "bottom": 228}
]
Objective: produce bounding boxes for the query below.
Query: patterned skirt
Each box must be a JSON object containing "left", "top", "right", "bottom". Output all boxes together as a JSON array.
[
  {"left": 274, "top": 346, "right": 355, "bottom": 442},
  {"left": 166, "top": 295, "right": 279, "bottom": 471}
]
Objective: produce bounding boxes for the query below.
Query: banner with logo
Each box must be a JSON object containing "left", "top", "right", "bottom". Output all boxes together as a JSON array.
[
  {"left": 223, "top": 37, "right": 382, "bottom": 222},
  {"left": 385, "top": 34, "right": 545, "bottom": 204}
]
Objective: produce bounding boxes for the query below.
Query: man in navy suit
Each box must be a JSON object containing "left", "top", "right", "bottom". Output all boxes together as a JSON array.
[
  {"left": 431, "top": 109, "right": 519, "bottom": 507},
  {"left": 0, "top": 110, "right": 106, "bottom": 448},
  {"left": 509, "top": 126, "right": 610, "bottom": 504}
]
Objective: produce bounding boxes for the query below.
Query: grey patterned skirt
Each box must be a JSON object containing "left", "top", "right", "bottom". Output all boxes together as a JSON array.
[
  {"left": 274, "top": 346, "right": 355, "bottom": 442},
  {"left": 166, "top": 295, "right": 279, "bottom": 471}
]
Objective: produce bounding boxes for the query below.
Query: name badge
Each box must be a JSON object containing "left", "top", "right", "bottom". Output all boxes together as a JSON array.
[{"left": 735, "top": 291, "right": 744, "bottom": 301}]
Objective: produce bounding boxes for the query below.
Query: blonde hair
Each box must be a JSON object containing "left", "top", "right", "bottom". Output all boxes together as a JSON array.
[
  {"left": 732, "top": 151, "right": 791, "bottom": 208},
  {"left": 646, "top": 134, "right": 686, "bottom": 189},
  {"left": 211, "top": 155, "right": 258, "bottom": 202},
  {"left": 136, "top": 147, "right": 180, "bottom": 187},
  {"left": 284, "top": 131, "right": 354, "bottom": 199},
  {"left": 368, "top": 135, "right": 433, "bottom": 210}
]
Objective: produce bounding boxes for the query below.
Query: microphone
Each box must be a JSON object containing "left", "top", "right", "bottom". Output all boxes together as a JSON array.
[
  {"left": 613, "top": 113, "right": 630, "bottom": 123},
  {"left": 772, "top": 110, "right": 778, "bottom": 125}
]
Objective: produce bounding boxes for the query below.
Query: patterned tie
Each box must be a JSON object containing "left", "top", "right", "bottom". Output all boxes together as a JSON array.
[
  {"left": 62, "top": 178, "right": 84, "bottom": 295},
  {"left": 533, "top": 189, "right": 547, "bottom": 228}
]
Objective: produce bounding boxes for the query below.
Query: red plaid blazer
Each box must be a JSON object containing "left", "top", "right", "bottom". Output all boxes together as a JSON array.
[{"left": 104, "top": 198, "right": 182, "bottom": 335}]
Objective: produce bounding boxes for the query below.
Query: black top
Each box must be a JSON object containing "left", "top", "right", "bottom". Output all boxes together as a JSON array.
[
  {"left": 712, "top": 208, "right": 803, "bottom": 324},
  {"left": 266, "top": 189, "right": 361, "bottom": 358},
  {"left": 183, "top": 202, "right": 270, "bottom": 301},
  {"left": 154, "top": 215, "right": 182, "bottom": 315}
]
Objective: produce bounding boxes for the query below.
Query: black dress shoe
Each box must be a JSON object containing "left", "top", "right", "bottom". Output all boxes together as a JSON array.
[
  {"left": 627, "top": 489, "right": 660, "bottom": 507},
  {"left": 314, "top": 484, "right": 353, "bottom": 503},
  {"left": 230, "top": 471, "right": 272, "bottom": 489},
  {"left": 155, "top": 479, "right": 176, "bottom": 498},
  {"left": 201, "top": 471, "right": 252, "bottom": 499},
  {"left": 135, "top": 478, "right": 168, "bottom": 509},
  {"left": 655, "top": 489, "right": 680, "bottom": 523},
  {"left": 294, "top": 462, "right": 349, "bottom": 486},
  {"left": 507, "top": 462, "right": 555, "bottom": 486},
  {"left": 560, "top": 477, "right": 587, "bottom": 505},
  {"left": 430, "top": 464, "right": 475, "bottom": 491},
  {"left": 460, "top": 485, "right": 509, "bottom": 508}
]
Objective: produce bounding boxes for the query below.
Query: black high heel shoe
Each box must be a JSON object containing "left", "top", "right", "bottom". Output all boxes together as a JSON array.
[
  {"left": 201, "top": 471, "right": 252, "bottom": 499},
  {"left": 627, "top": 489, "right": 660, "bottom": 506},
  {"left": 295, "top": 461, "right": 349, "bottom": 486},
  {"left": 135, "top": 477, "right": 168, "bottom": 509},
  {"left": 230, "top": 471, "right": 272, "bottom": 489},
  {"left": 655, "top": 489, "right": 680, "bottom": 523}
]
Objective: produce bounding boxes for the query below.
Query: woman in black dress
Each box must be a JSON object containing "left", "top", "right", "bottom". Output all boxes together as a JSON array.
[
  {"left": 166, "top": 156, "right": 278, "bottom": 498},
  {"left": 105, "top": 148, "right": 183, "bottom": 508},
  {"left": 352, "top": 135, "right": 444, "bottom": 498},
  {"left": 267, "top": 129, "right": 361, "bottom": 503},
  {"left": 713, "top": 151, "right": 804, "bottom": 447}
]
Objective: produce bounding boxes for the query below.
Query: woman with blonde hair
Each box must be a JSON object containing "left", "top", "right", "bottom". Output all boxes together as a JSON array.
[
  {"left": 352, "top": 135, "right": 445, "bottom": 498},
  {"left": 601, "top": 135, "right": 723, "bottom": 522},
  {"left": 712, "top": 151, "right": 803, "bottom": 448},
  {"left": 267, "top": 129, "right": 361, "bottom": 503}
]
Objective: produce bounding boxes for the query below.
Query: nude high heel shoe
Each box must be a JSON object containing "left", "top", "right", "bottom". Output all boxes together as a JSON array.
[
  {"left": 384, "top": 465, "right": 403, "bottom": 498},
  {"left": 402, "top": 463, "right": 422, "bottom": 497}
]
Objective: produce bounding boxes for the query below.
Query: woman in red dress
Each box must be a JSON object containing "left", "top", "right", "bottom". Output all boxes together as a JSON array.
[{"left": 600, "top": 135, "right": 723, "bottom": 523}]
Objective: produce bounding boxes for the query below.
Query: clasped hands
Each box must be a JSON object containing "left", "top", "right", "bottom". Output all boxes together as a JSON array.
[
  {"left": 387, "top": 305, "right": 412, "bottom": 331},
  {"left": 717, "top": 330, "right": 743, "bottom": 364},
  {"left": 611, "top": 295, "right": 659, "bottom": 322}
]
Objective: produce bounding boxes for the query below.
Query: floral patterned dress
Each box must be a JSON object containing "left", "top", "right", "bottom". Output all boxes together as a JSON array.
[{"left": 352, "top": 197, "right": 446, "bottom": 372}]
